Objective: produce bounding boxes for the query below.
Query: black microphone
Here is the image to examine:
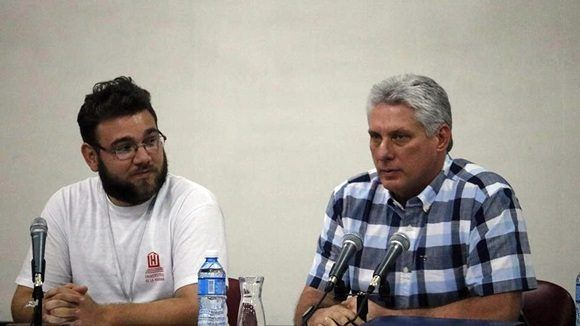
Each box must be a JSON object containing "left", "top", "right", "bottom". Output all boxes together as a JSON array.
[
  {"left": 325, "top": 233, "right": 363, "bottom": 292},
  {"left": 30, "top": 217, "right": 47, "bottom": 286},
  {"left": 367, "top": 232, "right": 410, "bottom": 293}
]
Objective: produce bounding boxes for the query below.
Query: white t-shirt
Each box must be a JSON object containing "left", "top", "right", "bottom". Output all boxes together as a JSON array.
[{"left": 16, "top": 174, "right": 228, "bottom": 304}]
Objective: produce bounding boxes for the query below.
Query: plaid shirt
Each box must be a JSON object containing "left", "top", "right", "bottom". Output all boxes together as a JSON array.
[{"left": 306, "top": 155, "right": 536, "bottom": 308}]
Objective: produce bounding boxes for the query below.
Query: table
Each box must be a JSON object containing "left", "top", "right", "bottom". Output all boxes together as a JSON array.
[{"left": 365, "top": 316, "right": 524, "bottom": 325}]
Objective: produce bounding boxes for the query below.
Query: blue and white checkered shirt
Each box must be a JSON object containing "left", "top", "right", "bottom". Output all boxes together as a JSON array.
[{"left": 306, "top": 155, "right": 537, "bottom": 308}]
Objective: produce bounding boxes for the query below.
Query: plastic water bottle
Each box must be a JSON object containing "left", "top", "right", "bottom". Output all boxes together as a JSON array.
[
  {"left": 197, "top": 250, "right": 227, "bottom": 326},
  {"left": 576, "top": 272, "right": 580, "bottom": 326}
]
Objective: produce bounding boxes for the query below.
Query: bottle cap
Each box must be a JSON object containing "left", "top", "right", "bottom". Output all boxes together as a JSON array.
[{"left": 205, "top": 249, "right": 219, "bottom": 258}]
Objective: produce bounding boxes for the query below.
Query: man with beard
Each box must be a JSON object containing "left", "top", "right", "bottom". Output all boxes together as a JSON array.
[{"left": 11, "top": 76, "right": 227, "bottom": 325}]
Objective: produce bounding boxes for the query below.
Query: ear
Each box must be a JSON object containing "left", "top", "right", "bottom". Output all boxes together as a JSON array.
[
  {"left": 435, "top": 124, "right": 452, "bottom": 152},
  {"left": 81, "top": 143, "right": 99, "bottom": 172}
]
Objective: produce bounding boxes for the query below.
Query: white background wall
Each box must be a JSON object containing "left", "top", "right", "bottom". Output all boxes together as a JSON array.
[{"left": 1, "top": 1, "right": 578, "bottom": 324}]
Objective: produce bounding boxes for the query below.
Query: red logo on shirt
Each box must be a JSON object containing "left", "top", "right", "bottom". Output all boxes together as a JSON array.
[
  {"left": 147, "top": 252, "right": 160, "bottom": 268},
  {"left": 145, "top": 252, "right": 165, "bottom": 283}
]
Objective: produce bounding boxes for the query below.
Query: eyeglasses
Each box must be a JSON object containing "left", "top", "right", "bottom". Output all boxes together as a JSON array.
[{"left": 93, "top": 130, "right": 167, "bottom": 161}]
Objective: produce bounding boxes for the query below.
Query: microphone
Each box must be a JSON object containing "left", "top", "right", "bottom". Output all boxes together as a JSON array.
[
  {"left": 368, "top": 232, "right": 410, "bottom": 292},
  {"left": 30, "top": 217, "right": 48, "bottom": 287},
  {"left": 325, "top": 233, "right": 363, "bottom": 292}
]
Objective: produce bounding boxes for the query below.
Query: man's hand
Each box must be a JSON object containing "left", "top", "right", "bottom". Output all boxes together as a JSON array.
[
  {"left": 74, "top": 290, "right": 111, "bottom": 325},
  {"left": 14, "top": 283, "right": 198, "bottom": 325},
  {"left": 295, "top": 286, "right": 365, "bottom": 326},
  {"left": 307, "top": 302, "right": 364, "bottom": 326},
  {"left": 44, "top": 283, "right": 114, "bottom": 325},
  {"left": 43, "top": 283, "right": 90, "bottom": 324}
]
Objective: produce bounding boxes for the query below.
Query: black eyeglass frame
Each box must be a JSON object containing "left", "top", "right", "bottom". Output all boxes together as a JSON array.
[{"left": 91, "top": 130, "right": 167, "bottom": 161}]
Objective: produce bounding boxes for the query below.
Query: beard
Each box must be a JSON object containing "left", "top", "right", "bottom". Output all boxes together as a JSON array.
[{"left": 98, "top": 152, "right": 169, "bottom": 205}]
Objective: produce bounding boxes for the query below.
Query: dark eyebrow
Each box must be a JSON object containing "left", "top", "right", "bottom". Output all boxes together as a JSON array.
[
  {"left": 144, "top": 128, "right": 160, "bottom": 136},
  {"left": 109, "top": 128, "right": 160, "bottom": 146},
  {"left": 367, "top": 128, "right": 414, "bottom": 138},
  {"left": 110, "top": 136, "right": 135, "bottom": 146},
  {"left": 389, "top": 129, "right": 408, "bottom": 134}
]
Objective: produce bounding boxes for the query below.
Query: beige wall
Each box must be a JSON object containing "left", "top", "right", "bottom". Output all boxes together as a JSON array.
[{"left": 1, "top": 1, "right": 578, "bottom": 323}]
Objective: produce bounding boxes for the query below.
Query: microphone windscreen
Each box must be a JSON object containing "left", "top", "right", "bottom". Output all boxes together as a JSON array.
[
  {"left": 390, "top": 232, "right": 410, "bottom": 251},
  {"left": 30, "top": 217, "right": 47, "bottom": 233},
  {"left": 343, "top": 233, "right": 363, "bottom": 251}
]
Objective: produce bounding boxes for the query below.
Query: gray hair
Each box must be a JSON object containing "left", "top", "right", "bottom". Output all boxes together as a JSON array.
[{"left": 366, "top": 74, "right": 453, "bottom": 151}]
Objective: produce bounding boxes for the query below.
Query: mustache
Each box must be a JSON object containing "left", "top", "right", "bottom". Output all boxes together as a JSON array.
[{"left": 131, "top": 164, "right": 157, "bottom": 174}]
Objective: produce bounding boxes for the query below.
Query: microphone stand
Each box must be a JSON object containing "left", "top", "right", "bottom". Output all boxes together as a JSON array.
[
  {"left": 340, "top": 292, "right": 368, "bottom": 326},
  {"left": 378, "top": 279, "right": 391, "bottom": 305},
  {"left": 341, "top": 278, "right": 391, "bottom": 326},
  {"left": 333, "top": 279, "right": 349, "bottom": 302},
  {"left": 32, "top": 273, "right": 43, "bottom": 326}
]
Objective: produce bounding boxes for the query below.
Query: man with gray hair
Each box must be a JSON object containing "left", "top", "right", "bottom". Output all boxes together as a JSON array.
[{"left": 294, "top": 74, "right": 536, "bottom": 324}]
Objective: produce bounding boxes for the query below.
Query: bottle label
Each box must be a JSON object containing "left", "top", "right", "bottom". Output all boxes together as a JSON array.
[
  {"left": 198, "top": 277, "right": 226, "bottom": 295},
  {"left": 577, "top": 273, "right": 580, "bottom": 301}
]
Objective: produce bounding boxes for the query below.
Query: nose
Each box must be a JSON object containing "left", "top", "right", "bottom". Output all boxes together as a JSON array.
[
  {"left": 132, "top": 145, "right": 153, "bottom": 165},
  {"left": 375, "top": 139, "right": 395, "bottom": 161}
]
